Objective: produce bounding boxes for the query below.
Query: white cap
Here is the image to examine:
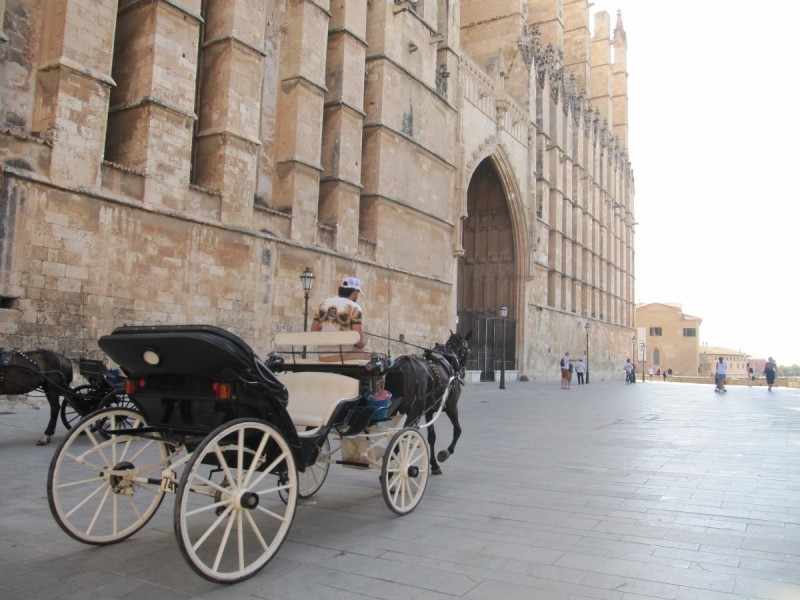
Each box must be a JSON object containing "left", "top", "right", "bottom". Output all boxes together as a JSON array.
[{"left": 342, "top": 277, "right": 363, "bottom": 294}]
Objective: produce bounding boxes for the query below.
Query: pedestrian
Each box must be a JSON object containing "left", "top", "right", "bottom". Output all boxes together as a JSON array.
[
  {"left": 575, "top": 359, "right": 586, "bottom": 384},
  {"left": 747, "top": 362, "right": 754, "bottom": 387},
  {"left": 764, "top": 357, "right": 778, "bottom": 392},
  {"left": 715, "top": 356, "right": 727, "bottom": 393},
  {"left": 656, "top": 367, "right": 661, "bottom": 378},
  {"left": 560, "top": 352, "right": 570, "bottom": 389},
  {"left": 648, "top": 367, "right": 654, "bottom": 380},
  {"left": 624, "top": 359, "right": 633, "bottom": 383},
  {"left": 662, "top": 369, "right": 667, "bottom": 382},
  {"left": 568, "top": 360, "right": 574, "bottom": 386}
]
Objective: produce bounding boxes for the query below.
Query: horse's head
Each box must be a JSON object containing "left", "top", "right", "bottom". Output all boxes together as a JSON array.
[{"left": 444, "top": 330, "right": 472, "bottom": 373}]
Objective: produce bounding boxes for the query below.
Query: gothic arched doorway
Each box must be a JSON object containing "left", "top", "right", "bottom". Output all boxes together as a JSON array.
[{"left": 457, "top": 157, "right": 517, "bottom": 380}]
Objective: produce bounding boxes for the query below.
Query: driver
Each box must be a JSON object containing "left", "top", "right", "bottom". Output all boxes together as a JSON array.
[{"left": 311, "top": 277, "right": 373, "bottom": 362}]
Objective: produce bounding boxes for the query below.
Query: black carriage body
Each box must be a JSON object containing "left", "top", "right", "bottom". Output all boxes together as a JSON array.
[{"left": 98, "top": 325, "right": 303, "bottom": 467}]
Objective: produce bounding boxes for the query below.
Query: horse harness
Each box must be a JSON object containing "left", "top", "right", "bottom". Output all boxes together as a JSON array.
[{"left": 0, "top": 348, "right": 41, "bottom": 386}]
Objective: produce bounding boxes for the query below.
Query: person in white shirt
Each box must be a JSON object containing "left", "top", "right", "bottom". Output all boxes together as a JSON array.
[
  {"left": 575, "top": 360, "right": 586, "bottom": 385},
  {"left": 624, "top": 359, "right": 633, "bottom": 383},
  {"left": 715, "top": 356, "right": 727, "bottom": 393}
]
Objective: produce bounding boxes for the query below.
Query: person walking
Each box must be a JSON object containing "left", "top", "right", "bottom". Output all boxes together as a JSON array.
[
  {"left": 764, "top": 357, "right": 778, "bottom": 391},
  {"left": 662, "top": 369, "right": 667, "bottom": 382},
  {"left": 747, "top": 362, "right": 754, "bottom": 387},
  {"left": 560, "top": 352, "right": 571, "bottom": 389},
  {"left": 648, "top": 367, "right": 654, "bottom": 380},
  {"left": 575, "top": 359, "right": 586, "bottom": 385},
  {"left": 624, "top": 359, "right": 633, "bottom": 383},
  {"left": 715, "top": 356, "right": 727, "bottom": 393}
]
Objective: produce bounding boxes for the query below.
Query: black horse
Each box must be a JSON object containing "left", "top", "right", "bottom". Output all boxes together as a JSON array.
[
  {"left": 385, "top": 331, "right": 471, "bottom": 475},
  {"left": 0, "top": 348, "right": 74, "bottom": 445}
]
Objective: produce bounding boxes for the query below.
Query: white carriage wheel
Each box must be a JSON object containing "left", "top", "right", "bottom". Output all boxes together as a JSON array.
[
  {"left": 47, "top": 408, "right": 168, "bottom": 545},
  {"left": 299, "top": 436, "right": 330, "bottom": 499},
  {"left": 381, "top": 428, "right": 429, "bottom": 516},
  {"left": 174, "top": 419, "right": 298, "bottom": 583}
]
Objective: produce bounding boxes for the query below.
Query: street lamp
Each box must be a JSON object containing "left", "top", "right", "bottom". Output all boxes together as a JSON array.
[
  {"left": 499, "top": 304, "right": 508, "bottom": 390},
  {"left": 632, "top": 334, "right": 636, "bottom": 384},
  {"left": 584, "top": 322, "right": 591, "bottom": 384},
  {"left": 300, "top": 267, "right": 314, "bottom": 358}
]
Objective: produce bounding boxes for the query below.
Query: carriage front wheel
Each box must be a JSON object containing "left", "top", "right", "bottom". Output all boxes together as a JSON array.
[
  {"left": 174, "top": 419, "right": 298, "bottom": 583},
  {"left": 381, "top": 428, "right": 429, "bottom": 515},
  {"left": 47, "top": 408, "right": 169, "bottom": 544}
]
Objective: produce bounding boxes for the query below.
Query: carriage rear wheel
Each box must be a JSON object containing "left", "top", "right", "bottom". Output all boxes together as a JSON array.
[
  {"left": 48, "top": 408, "right": 168, "bottom": 544},
  {"left": 59, "top": 385, "right": 96, "bottom": 430},
  {"left": 381, "top": 428, "right": 429, "bottom": 515},
  {"left": 174, "top": 419, "right": 298, "bottom": 583}
]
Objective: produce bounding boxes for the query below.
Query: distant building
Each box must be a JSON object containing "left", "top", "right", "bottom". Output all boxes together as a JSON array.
[
  {"left": 635, "top": 303, "right": 702, "bottom": 375},
  {"left": 699, "top": 346, "right": 748, "bottom": 377}
]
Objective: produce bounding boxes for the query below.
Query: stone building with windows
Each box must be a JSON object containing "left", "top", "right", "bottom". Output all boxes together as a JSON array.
[
  {"left": 635, "top": 303, "right": 701, "bottom": 375},
  {"left": 0, "top": 0, "right": 636, "bottom": 380}
]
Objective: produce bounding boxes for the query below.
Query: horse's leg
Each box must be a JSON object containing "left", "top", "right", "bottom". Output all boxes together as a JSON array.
[
  {"left": 436, "top": 400, "right": 462, "bottom": 463},
  {"left": 427, "top": 416, "right": 441, "bottom": 475},
  {"left": 37, "top": 388, "right": 60, "bottom": 446}
]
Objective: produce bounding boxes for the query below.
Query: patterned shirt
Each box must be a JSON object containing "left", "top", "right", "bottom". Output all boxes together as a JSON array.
[{"left": 313, "top": 297, "right": 363, "bottom": 354}]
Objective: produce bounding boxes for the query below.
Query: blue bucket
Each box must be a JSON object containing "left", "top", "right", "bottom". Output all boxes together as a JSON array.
[{"left": 365, "top": 391, "right": 392, "bottom": 421}]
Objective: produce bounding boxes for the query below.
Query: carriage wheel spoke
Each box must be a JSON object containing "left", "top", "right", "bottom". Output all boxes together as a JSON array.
[
  {"left": 391, "top": 477, "right": 401, "bottom": 505},
  {"left": 213, "top": 445, "right": 237, "bottom": 493},
  {"left": 113, "top": 493, "right": 118, "bottom": 536},
  {"left": 254, "top": 505, "right": 287, "bottom": 523},
  {"left": 85, "top": 429, "right": 112, "bottom": 468},
  {"left": 244, "top": 510, "right": 269, "bottom": 553},
  {"left": 65, "top": 482, "right": 107, "bottom": 518},
  {"left": 57, "top": 476, "right": 102, "bottom": 489},
  {"left": 409, "top": 477, "right": 422, "bottom": 492},
  {"left": 243, "top": 432, "right": 270, "bottom": 488},
  {"left": 248, "top": 452, "right": 287, "bottom": 490},
  {"left": 237, "top": 510, "right": 244, "bottom": 572},
  {"left": 191, "top": 474, "right": 233, "bottom": 497},
  {"left": 237, "top": 429, "right": 244, "bottom": 489},
  {"left": 86, "top": 487, "right": 111, "bottom": 536},
  {"left": 125, "top": 439, "right": 154, "bottom": 464},
  {"left": 186, "top": 498, "right": 231, "bottom": 517},
  {"left": 125, "top": 494, "right": 142, "bottom": 521},
  {"left": 213, "top": 511, "right": 236, "bottom": 572},
  {"left": 254, "top": 483, "right": 292, "bottom": 497},
  {"left": 192, "top": 505, "right": 233, "bottom": 552}
]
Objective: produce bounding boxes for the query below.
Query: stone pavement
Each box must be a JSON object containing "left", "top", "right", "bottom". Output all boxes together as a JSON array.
[{"left": 2, "top": 380, "right": 800, "bottom": 600}]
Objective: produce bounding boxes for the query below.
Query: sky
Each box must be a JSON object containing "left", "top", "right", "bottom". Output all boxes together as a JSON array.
[{"left": 589, "top": 0, "right": 800, "bottom": 365}]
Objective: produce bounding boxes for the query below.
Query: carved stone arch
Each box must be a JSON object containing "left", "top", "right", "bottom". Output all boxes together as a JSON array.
[{"left": 459, "top": 140, "right": 530, "bottom": 374}]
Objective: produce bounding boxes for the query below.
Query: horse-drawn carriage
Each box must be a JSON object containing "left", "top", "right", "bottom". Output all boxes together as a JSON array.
[{"left": 46, "top": 325, "right": 467, "bottom": 583}]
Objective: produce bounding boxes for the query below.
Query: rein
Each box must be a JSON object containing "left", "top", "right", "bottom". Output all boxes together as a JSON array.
[{"left": 365, "top": 332, "right": 430, "bottom": 352}]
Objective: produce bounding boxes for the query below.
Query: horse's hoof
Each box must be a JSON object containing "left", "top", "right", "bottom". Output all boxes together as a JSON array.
[
  {"left": 431, "top": 467, "right": 442, "bottom": 475},
  {"left": 36, "top": 435, "right": 51, "bottom": 446},
  {"left": 437, "top": 450, "right": 450, "bottom": 462}
]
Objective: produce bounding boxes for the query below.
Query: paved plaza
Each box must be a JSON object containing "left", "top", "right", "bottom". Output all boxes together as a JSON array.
[{"left": 2, "top": 380, "right": 800, "bottom": 600}]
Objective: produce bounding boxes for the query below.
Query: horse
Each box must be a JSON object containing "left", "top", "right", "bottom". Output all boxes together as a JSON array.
[
  {"left": 385, "top": 330, "right": 471, "bottom": 475},
  {"left": 0, "top": 348, "right": 74, "bottom": 445}
]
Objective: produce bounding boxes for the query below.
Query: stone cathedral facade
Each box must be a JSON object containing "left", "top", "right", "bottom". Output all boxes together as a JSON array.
[{"left": 0, "top": 0, "right": 635, "bottom": 380}]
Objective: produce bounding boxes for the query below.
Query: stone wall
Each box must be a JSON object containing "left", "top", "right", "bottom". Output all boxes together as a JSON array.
[{"left": 1, "top": 0, "right": 636, "bottom": 387}]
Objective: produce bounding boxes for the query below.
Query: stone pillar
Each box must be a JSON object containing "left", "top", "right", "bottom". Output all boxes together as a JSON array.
[
  {"left": 31, "top": 0, "right": 117, "bottom": 187},
  {"left": 563, "top": 0, "right": 590, "bottom": 92},
  {"left": 612, "top": 11, "right": 629, "bottom": 149},
  {"left": 590, "top": 11, "right": 612, "bottom": 127},
  {"left": 318, "top": 0, "right": 367, "bottom": 253},
  {"left": 275, "top": 0, "right": 330, "bottom": 243},
  {"left": 193, "top": 0, "right": 269, "bottom": 226},
  {"left": 104, "top": 0, "right": 202, "bottom": 212},
  {"left": 529, "top": 0, "right": 564, "bottom": 53}
]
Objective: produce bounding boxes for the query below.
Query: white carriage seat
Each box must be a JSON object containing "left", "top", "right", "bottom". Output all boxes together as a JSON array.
[
  {"left": 273, "top": 331, "right": 371, "bottom": 365},
  {"left": 277, "top": 371, "right": 360, "bottom": 428}
]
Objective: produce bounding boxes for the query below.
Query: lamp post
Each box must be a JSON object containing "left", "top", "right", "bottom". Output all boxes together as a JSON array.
[
  {"left": 300, "top": 267, "right": 315, "bottom": 358},
  {"left": 584, "top": 322, "right": 591, "bottom": 384},
  {"left": 632, "top": 334, "right": 636, "bottom": 383},
  {"left": 499, "top": 304, "right": 508, "bottom": 390}
]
